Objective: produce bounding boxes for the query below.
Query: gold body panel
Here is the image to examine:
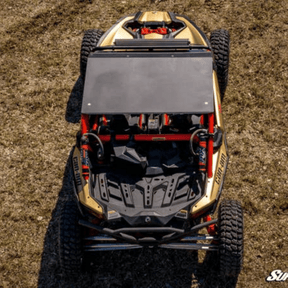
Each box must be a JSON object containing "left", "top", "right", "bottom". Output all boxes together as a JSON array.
[
  {"left": 72, "top": 147, "right": 103, "bottom": 215},
  {"left": 99, "top": 16, "right": 134, "bottom": 47},
  {"left": 78, "top": 183, "right": 103, "bottom": 215},
  {"left": 175, "top": 17, "right": 207, "bottom": 45},
  {"left": 144, "top": 33, "right": 163, "bottom": 39},
  {"left": 138, "top": 11, "right": 172, "bottom": 23},
  {"left": 190, "top": 71, "right": 228, "bottom": 215},
  {"left": 98, "top": 12, "right": 209, "bottom": 46}
]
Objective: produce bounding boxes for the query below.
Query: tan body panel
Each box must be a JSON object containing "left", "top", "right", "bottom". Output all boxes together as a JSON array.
[
  {"left": 78, "top": 183, "right": 103, "bottom": 215},
  {"left": 191, "top": 143, "right": 228, "bottom": 214},
  {"left": 99, "top": 12, "right": 209, "bottom": 45},
  {"left": 144, "top": 33, "right": 163, "bottom": 39},
  {"left": 99, "top": 16, "right": 134, "bottom": 47},
  {"left": 175, "top": 16, "right": 207, "bottom": 45},
  {"left": 138, "top": 11, "right": 172, "bottom": 23},
  {"left": 190, "top": 71, "right": 228, "bottom": 214},
  {"left": 72, "top": 147, "right": 103, "bottom": 215}
]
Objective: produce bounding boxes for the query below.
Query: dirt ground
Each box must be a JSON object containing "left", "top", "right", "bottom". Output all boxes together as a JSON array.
[{"left": 1, "top": 0, "right": 288, "bottom": 287}]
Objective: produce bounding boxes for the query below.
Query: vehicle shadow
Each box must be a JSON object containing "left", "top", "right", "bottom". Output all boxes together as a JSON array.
[
  {"left": 37, "top": 78, "right": 239, "bottom": 288},
  {"left": 65, "top": 76, "right": 84, "bottom": 124}
]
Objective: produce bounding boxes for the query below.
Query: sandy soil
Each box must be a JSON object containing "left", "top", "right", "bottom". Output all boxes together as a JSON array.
[{"left": 1, "top": 0, "right": 288, "bottom": 287}]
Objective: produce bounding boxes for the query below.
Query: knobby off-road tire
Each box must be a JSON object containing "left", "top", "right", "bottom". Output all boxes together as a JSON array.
[
  {"left": 210, "top": 29, "right": 230, "bottom": 101},
  {"left": 218, "top": 199, "right": 243, "bottom": 278},
  {"left": 59, "top": 200, "right": 83, "bottom": 277},
  {"left": 80, "top": 29, "right": 104, "bottom": 80}
]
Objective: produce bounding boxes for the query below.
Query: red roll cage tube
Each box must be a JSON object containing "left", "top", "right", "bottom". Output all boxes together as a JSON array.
[{"left": 80, "top": 113, "right": 214, "bottom": 180}]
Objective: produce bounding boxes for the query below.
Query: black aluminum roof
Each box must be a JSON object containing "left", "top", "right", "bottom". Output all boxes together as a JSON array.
[{"left": 82, "top": 51, "right": 214, "bottom": 114}]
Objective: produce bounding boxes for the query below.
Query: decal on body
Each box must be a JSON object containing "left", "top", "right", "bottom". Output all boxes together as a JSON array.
[
  {"left": 215, "top": 153, "right": 226, "bottom": 185},
  {"left": 73, "top": 156, "right": 82, "bottom": 191}
]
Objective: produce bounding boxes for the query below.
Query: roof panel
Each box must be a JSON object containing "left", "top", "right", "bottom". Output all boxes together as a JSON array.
[{"left": 82, "top": 52, "right": 214, "bottom": 114}]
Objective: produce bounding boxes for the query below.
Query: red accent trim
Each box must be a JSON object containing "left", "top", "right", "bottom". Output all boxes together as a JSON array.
[
  {"left": 97, "top": 135, "right": 131, "bottom": 143},
  {"left": 163, "top": 114, "right": 169, "bottom": 126},
  {"left": 203, "top": 215, "right": 216, "bottom": 235},
  {"left": 116, "top": 135, "right": 130, "bottom": 141},
  {"left": 134, "top": 134, "right": 191, "bottom": 141},
  {"left": 139, "top": 114, "right": 143, "bottom": 129},
  {"left": 141, "top": 28, "right": 168, "bottom": 35},
  {"left": 102, "top": 115, "right": 107, "bottom": 126},
  {"left": 82, "top": 144, "right": 90, "bottom": 150},
  {"left": 199, "top": 141, "right": 207, "bottom": 148},
  {"left": 207, "top": 113, "right": 214, "bottom": 178},
  {"left": 200, "top": 115, "right": 204, "bottom": 125},
  {"left": 97, "top": 135, "right": 130, "bottom": 143},
  {"left": 82, "top": 143, "right": 93, "bottom": 152},
  {"left": 98, "top": 134, "right": 195, "bottom": 142},
  {"left": 141, "top": 28, "right": 149, "bottom": 35},
  {"left": 81, "top": 114, "right": 89, "bottom": 135},
  {"left": 92, "top": 115, "right": 99, "bottom": 131},
  {"left": 98, "top": 135, "right": 111, "bottom": 143}
]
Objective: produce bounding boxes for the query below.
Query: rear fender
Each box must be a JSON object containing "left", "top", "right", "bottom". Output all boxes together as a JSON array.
[
  {"left": 72, "top": 146, "right": 103, "bottom": 215},
  {"left": 190, "top": 71, "right": 229, "bottom": 215}
]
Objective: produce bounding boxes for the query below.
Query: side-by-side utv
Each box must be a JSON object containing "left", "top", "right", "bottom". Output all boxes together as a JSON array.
[{"left": 59, "top": 11, "right": 243, "bottom": 279}]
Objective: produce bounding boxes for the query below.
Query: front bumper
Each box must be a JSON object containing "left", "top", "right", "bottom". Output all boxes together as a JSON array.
[{"left": 79, "top": 218, "right": 219, "bottom": 251}]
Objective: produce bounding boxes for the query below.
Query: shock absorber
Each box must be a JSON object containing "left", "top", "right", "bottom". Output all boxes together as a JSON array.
[
  {"left": 189, "top": 128, "right": 208, "bottom": 172},
  {"left": 207, "top": 113, "right": 214, "bottom": 178},
  {"left": 198, "top": 133, "right": 207, "bottom": 173},
  {"left": 81, "top": 114, "right": 90, "bottom": 181}
]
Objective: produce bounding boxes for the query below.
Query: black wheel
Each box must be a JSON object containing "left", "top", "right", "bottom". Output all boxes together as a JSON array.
[
  {"left": 59, "top": 200, "right": 83, "bottom": 276},
  {"left": 218, "top": 199, "right": 243, "bottom": 278},
  {"left": 210, "top": 29, "right": 230, "bottom": 101},
  {"left": 80, "top": 29, "right": 104, "bottom": 80}
]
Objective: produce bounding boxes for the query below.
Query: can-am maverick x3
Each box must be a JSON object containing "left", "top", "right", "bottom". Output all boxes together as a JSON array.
[{"left": 59, "top": 11, "right": 243, "bottom": 279}]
